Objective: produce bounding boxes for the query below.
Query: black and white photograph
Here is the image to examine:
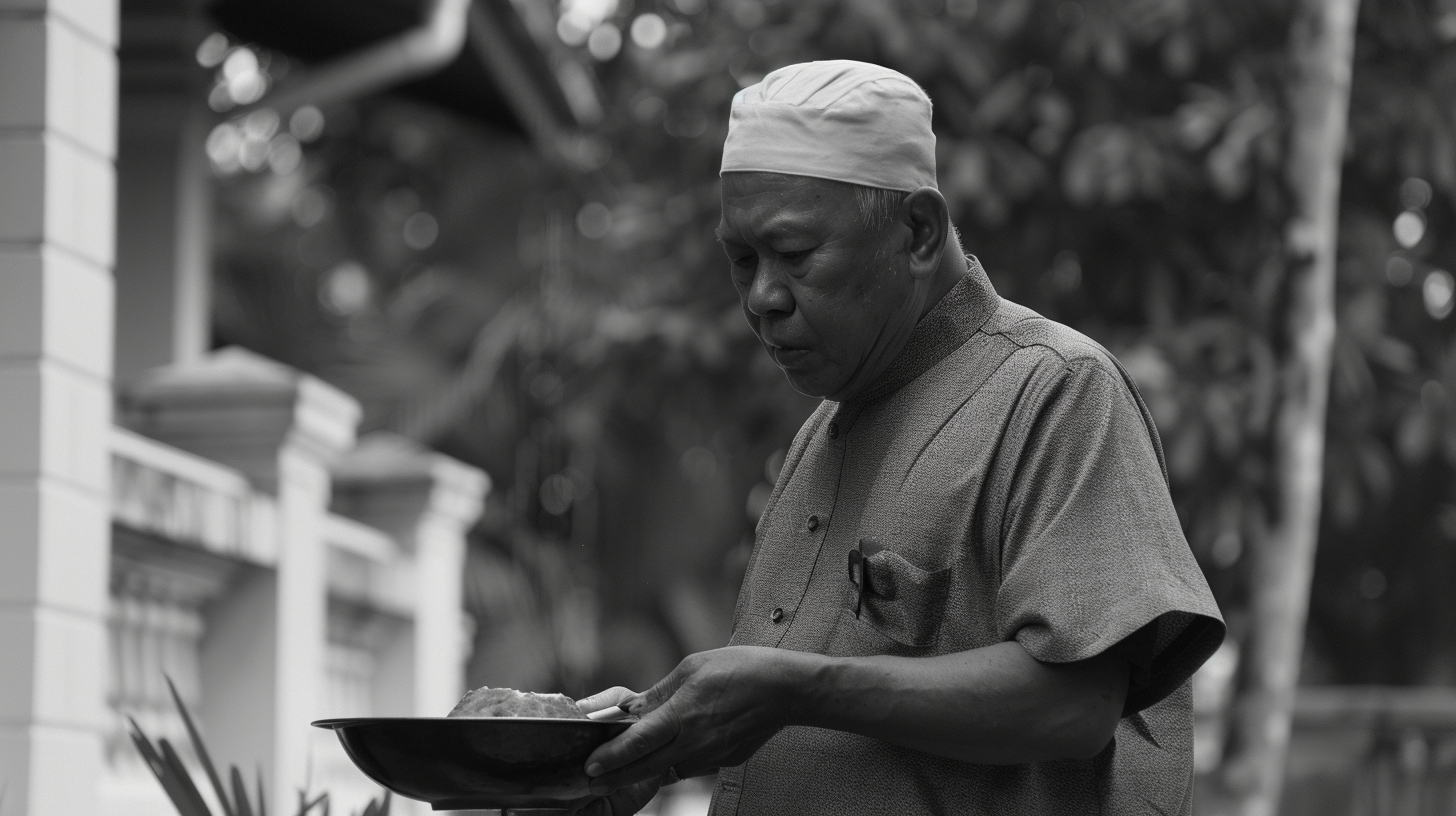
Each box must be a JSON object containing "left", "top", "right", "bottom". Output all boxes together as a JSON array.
[{"left": 0, "top": 0, "right": 1451, "bottom": 814}]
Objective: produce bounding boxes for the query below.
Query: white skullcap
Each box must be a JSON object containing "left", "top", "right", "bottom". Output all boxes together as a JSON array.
[{"left": 720, "top": 60, "right": 937, "bottom": 193}]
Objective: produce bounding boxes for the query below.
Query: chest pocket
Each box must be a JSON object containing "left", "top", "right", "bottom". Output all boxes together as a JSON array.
[{"left": 848, "top": 542, "right": 953, "bottom": 647}]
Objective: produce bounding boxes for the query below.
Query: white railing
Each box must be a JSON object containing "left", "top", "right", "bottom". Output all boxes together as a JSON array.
[
  {"left": 111, "top": 427, "right": 277, "bottom": 564},
  {"left": 103, "top": 348, "right": 487, "bottom": 816},
  {"left": 325, "top": 512, "right": 416, "bottom": 617}
]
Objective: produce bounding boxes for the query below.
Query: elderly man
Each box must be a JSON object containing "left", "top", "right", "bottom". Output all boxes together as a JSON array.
[{"left": 574, "top": 60, "right": 1224, "bottom": 815}]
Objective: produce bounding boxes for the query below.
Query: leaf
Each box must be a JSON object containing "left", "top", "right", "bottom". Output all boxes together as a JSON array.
[
  {"left": 128, "top": 723, "right": 169, "bottom": 783},
  {"left": 295, "top": 791, "right": 328, "bottom": 816},
  {"left": 167, "top": 675, "right": 236, "bottom": 816},
  {"left": 159, "top": 737, "right": 216, "bottom": 816},
  {"left": 130, "top": 720, "right": 205, "bottom": 816},
  {"left": 257, "top": 768, "right": 268, "bottom": 816},
  {"left": 232, "top": 767, "right": 255, "bottom": 816}
]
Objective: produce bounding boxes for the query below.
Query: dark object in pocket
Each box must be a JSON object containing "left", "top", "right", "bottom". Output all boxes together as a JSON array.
[{"left": 847, "top": 538, "right": 952, "bottom": 647}]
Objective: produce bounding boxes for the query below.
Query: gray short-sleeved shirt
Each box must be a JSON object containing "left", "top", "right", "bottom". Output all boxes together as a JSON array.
[{"left": 708, "top": 261, "right": 1225, "bottom": 816}]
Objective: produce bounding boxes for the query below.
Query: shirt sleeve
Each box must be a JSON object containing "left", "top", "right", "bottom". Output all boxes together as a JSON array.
[{"left": 994, "top": 359, "right": 1225, "bottom": 714}]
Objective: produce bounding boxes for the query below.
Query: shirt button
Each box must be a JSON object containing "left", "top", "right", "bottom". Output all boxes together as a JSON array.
[
  {"left": 771, "top": 607, "right": 784, "bottom": 623},
  {"left": 807, "top": 514, "right": 820, "bottom": 532},
  {"left": 828, "top": 422, "right": 840, "bottom": 439}
]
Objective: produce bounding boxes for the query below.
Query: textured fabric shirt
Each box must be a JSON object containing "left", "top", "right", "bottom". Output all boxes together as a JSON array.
[{"left": 708, "top": 260, "right": 1225, "bottom": 816}]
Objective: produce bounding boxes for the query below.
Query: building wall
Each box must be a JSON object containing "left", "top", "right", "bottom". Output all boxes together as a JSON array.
[{"left": 0, "top": 0, "right": 119, "bottom": 813}]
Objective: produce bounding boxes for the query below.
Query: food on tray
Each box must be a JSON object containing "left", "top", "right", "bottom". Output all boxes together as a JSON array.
[{"left": 447, "top": 686, "right": 587, "bottom": 719}]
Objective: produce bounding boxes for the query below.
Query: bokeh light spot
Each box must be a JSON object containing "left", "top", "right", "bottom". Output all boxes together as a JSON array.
[
  {"left": 731, "top": 0, "right": 766, "bottom": 28},
  {"left": 403, "top": 212, "right": 440, "bottom": 250},
  {"left": 289, "top": 106, "right": 325, "bottom": 142},
  {"left": 588, "top": 23, "right": 623, "bottom": 60},
  {"left": 1400, "top": 177, "right": 1433, "bottom": 210},
  {"left": 1359, "top": 568, "right": 1387, "bottom": 600},
  {"left": 242, "top": 109, "right": 280, "bottom": 140},
  {"left": 222, "top": 47, "right": 258, "bottom": 80},
  {"left": 206, "top": 123, "right": 242, "bottom": 174},
  {"left": 577, "top": 202, "right": 613, "bottom": 239},
  {"left": 196, "top": 32, "right": 230, "bottom": 67},
  {"left": 631, "top": 13, "right": 668, "bottom": 49},
  {"left": 540, "top": 474, "right": 575, "bottom": 515},
  {"left": 1394, "top": 209, "right": 1426, "bottom": 248},
  {"left": 291, "top": 187, "right": 331, "bottom": 228},
  {"left": 321, "top": 262, "right": 372, "bottom": 316},
  {"left": 267, "top": 134, "right": 302, "bottom": 175},
  {"left": 557, "top": 13, "right": 592, "bottom": 46},
  {"left": 1423, "top": 269, "right": 1454, "bottom": 319},
  {"left": 1210, "top": 530, "right": 1242, "bottom": 568}
]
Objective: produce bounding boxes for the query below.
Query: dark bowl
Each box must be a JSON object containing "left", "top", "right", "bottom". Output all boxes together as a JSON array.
[{"left": 313, "top": 717, "right": 631, "bottom": 811}]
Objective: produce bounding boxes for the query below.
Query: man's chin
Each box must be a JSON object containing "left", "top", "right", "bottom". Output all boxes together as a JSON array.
[{"left": 778, "top": 367, "right": 842, "bottom": 400}]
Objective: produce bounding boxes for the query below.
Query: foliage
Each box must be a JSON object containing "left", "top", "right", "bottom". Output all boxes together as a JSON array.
[
  {"left": 128, "top": 677, "right": 391, "bottom": 816},
  {"left": 208, "top": 0, "right": 1456, "bottom": 694},
  {"left": 563, "top": 0, "right": 1456, "bottom": 686}
]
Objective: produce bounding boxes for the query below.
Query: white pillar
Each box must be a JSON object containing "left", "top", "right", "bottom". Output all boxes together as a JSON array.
[
  {"left": 0, "top": 1, "right": 118, "bottom": 813},
  {"left": 121, "top": 346, "right": 359, "bottom": 816},
  {"left": 332, "top": 433, "right": 489, "bottom": 717},
  {"left": 113, "top": 0, "right": 212, "bottom": 383}
]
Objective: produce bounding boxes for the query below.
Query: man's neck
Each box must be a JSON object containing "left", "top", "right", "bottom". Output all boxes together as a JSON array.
[{"left": 917, "top": 236, "right": 973, "bottom": 321}]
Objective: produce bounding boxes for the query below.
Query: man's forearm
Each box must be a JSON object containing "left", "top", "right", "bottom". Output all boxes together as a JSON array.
[{"left": 782, "top": 641, "right": 1129, "bottom": 765}]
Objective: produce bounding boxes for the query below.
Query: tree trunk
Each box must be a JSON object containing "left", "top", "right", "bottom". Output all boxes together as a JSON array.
[{"left": 1215, "top": 1, "right": 1361, "bottom": 814}]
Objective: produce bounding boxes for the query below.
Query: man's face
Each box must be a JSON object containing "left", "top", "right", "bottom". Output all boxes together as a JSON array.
[{"left": 718, "top": 172, "right": 924, "bottom": 401}]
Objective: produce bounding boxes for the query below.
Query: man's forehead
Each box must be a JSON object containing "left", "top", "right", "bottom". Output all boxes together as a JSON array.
[{"left": 719, "top": 173, "right": 853, "bottom": 236}]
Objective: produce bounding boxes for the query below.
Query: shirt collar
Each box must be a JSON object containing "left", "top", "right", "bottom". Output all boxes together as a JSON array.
[{"left": 846, "top": 255, "right": 1001, "bottom": 405}]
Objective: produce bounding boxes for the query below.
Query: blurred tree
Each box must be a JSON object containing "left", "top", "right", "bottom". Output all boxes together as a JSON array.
[
  {"left": 1215, "top": 1, "right": 1360, "bottom": 814},
  {"left": 204, "top": 0, "right": 1456, "bottom": 806}
]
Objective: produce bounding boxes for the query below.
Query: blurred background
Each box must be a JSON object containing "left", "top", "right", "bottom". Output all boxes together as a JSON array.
[{"left": 2, "top": 0, "right": 1455, "bottom": 814}]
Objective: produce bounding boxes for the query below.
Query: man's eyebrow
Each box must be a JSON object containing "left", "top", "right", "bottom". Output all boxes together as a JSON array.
[
  {"left": 756, "top": 214, "right": 821, "bottom": 239},
  {"left": 715, "top": 214, "right": 821, "bottom": 246}
]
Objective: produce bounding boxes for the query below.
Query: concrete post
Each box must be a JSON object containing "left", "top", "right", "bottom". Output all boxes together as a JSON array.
[
  {"left": 121, "top": 346, "right": 359, "bottom": 816},
  {"left": 0, "top": 0, "right": 119, "bottom": 813},
  {"left": 113, "top": 0, "right": 213, "bottom": 384},
  {"left": 331, "top": 432, "right": 489, "bottom": 717}
]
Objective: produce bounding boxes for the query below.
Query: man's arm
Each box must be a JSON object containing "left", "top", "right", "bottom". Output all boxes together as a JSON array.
[
  {"left": 799, "top": 640, "right": 1129, "bottom": 762},
  {"left": 582, "top": 641, "right": 1129, "bottom": 796}
]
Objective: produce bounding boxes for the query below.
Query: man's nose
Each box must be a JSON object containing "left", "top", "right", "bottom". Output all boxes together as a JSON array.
[{"left": 745, "top": 267, "right": 793, "bottom": 317}]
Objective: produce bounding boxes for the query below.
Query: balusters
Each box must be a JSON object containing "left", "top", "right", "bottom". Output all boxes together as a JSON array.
[{"left": 107, "top": 572, "right": 208, "bottom": 772}]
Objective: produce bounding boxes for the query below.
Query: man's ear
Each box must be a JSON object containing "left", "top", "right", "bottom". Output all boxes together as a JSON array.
[{"left": 903, "top": 187, "right": 949, "bottom": 281}]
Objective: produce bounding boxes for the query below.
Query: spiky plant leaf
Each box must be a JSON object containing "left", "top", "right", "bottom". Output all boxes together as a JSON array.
[
  {"left": 159, "top": 738, "right": 215, "bottom": 816},
  {"left": 166, "top": 675, "right": 236, "bottom": 816},
  {"left": 129, "top": 719, "right": 202, "bottom": 815},
  {"left": 231, "top": 766, "right": 255, "bottom": 816},
  {"left": 256, "top": 768, "right": 267, "bottom": 816},
  {"left": 295, "top": 791, "right": 328, "bottom": 816}
]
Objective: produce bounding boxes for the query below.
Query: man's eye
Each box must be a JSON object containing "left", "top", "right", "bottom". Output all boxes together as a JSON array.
[
  {"left": 778, "top": 248, "right": 814, "bottom": 263},
  {"left": 731, "top": 254, "right": 757, "bottom": 272}
]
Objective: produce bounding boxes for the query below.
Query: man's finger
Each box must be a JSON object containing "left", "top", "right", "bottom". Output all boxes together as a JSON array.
[
  {"left": 576, "top": 686, "right": 638, "bottom": 715},
  {"left": 584, "top": 706, "right": 680, "bottom": 778},
  {"left": 587, "top": 749, "right": 679, "bottom": 796},
  {"left": 627, "top": 657, "right": 692, "bottom": 716},
  {"left": 601, "top": 779, "right": 661, "bottom": 815}
]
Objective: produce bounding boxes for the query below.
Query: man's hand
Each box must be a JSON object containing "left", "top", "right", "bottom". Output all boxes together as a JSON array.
[
  {"left": 578, "top": 640, "right": 1129, "bottom": 797},
  {"left": 566, "top": 687, "right": 671, "bottom": 815},
  {"left": 582, "top": 646, "right": 807, "bottom": 795},
  {"left": 565, "top": 778, "right": 660, "bottom": 816}
]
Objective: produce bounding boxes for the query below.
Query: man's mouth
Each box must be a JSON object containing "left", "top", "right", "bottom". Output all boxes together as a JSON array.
[{"left": 766, "top": 343, "right": 812, "bottom": 367}]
